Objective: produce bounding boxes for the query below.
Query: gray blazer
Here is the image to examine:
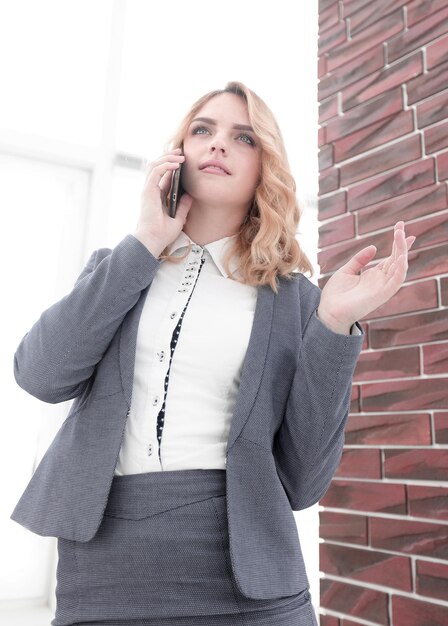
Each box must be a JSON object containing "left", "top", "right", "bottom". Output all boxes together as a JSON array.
[{"left": 10, "top": 233, "right": 364, "bottom": 600}]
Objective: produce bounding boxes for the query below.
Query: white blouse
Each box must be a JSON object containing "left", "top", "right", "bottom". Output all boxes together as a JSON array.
[{"left": 114, "top": 230, "right": 361, "bottom": 475}]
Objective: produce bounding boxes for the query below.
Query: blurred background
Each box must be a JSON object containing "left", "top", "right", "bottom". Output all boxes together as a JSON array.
[{"left": 0, "top": 1, "right": 319, "bottom": 624}]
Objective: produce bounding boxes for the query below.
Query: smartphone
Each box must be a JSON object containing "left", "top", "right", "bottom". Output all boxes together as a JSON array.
[{"left": 168, "top": 158, "right": 184, "bottom": 218}]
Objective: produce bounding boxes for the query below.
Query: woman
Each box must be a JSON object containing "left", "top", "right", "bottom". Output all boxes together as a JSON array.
[{"left": 11, "top": 81, "right": 415, "bottom": 625}]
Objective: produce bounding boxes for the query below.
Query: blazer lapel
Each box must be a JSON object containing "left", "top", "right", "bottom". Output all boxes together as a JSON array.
[
  {"left": 226, "top": 283, "right": 274, "bottom": 451},
  {"left": 118, "top": 282, "right": 275, "bottom": 452}
]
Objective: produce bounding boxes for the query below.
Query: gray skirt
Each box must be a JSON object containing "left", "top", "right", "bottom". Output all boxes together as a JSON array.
[{"left": 52, "top": 468, "right": 318, "bottom": 626}]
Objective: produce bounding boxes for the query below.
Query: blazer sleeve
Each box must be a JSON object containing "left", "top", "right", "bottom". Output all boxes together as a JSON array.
[
  {"left": 273, "top": 277, "right": 364, "bottom": 511},
  {"left": 13, "top": 234, "right": 161, "bottom": 404}
]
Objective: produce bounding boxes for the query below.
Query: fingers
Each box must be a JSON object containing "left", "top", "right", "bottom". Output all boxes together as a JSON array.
[
  {"left": 384, "top": 223, "right": 401, "bottom": 270},
  {"left": 159, "top": 169, "right": 173, "bottom": 195},
  {"left": 386, "top": 249, "right": 408, "bottom": 284},
  {"left": 145, "top": 163, "right": 181, "bottom": 206},
  {"left": 143, "top": 151, "right": 185, "bottom": 200},
  {"left": 406, "top": 235, "right": 416, "bottom": 250},
  {"left": 378, "top": 223, "right": 415, "bottom": 276},
  {"left": 385, "top": 223, "right": 412, "bottom": 282}
]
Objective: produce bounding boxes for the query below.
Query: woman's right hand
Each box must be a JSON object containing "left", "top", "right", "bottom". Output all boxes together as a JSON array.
[{"left": 133, "top": 148, "right": 193, "bottom": 257}]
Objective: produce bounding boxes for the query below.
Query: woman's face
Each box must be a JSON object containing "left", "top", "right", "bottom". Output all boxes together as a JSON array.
[{"left": 181, "top": 92, "right": 261, "bottom": 210}]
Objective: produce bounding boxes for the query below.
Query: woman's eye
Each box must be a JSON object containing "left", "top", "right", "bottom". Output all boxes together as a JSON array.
[
  {"left": 240, "top": 134, "right": 255, "bottom": 146},
  {"left": 192, "top": 126, "right": 255, "bottom": 146}
]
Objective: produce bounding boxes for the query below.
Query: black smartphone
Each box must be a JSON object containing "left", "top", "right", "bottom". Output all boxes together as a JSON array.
[{"left": 168, "top": 159, "right": 184, "bottom": 218}]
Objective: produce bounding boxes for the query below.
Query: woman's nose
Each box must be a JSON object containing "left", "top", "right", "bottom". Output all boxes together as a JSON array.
[
  {"left": 210, "top": 144, "right": 226, "bottom": 154},
  {"left": 209, "top": 135, "right": 227, "bottom": 153}
]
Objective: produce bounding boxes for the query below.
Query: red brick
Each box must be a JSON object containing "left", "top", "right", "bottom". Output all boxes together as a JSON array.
[
  {"left": 427, "top": 32, "right": 448, "bottom": 70},
  {"left": 334, "top": 110, "right": 413, "bottom": 163},
  {"left": 407, "top": 58, "right": 448, "bottom": 105},
  {"left": 434, "top": 412, "right": 448, "bottom": 444},
  {"left": 416, "top": 559, "right": 448, "bottom": 601},
  {"left": 342, "top": 0, "right": 379, "bottom": 17},
  {"left": 321, "top": 480, "right": 406, "bottom": 514},
  {"left": 370, "top": 517, "right": 448, "bottom": 558},
  {"left": 354, "top": 346, "right": 420, "bottom": 382},
  {"left": 326, "top": 10, "right": 403, "bottom": 73},
  {"left": 335, "top": 449, "right": 381, "bottom": 479},
  {"left": 319, "top": 166, "right": 339, "bottom": 193},
  {"left": 400, "top": 211, "right": 448, "bottom": 248},
  {"left": 437, "top": 151, "right": 448, "bottom": 181},
  {"left": 346, "top": 159, "right": 435, "bottom": 212},
  {"left": 319, "top": 126, "right": 326, "bottom": 147},
  {"left": 424, "top": 121, "right": 448, "bottom": 154},
  {"left": 361, "top": 377, "right": 448, "bottom": 412},
  {"left": 318, "top": 47, "right": 384, "bottom": 100},
  {"left": 416, "top": 91, "right": 448, "bottom": 129},
  {"left": 356, "top": 184, "right": 447, "bottom": 234},
  {"left": 325, "top": 87, "right": 403, "bottom": 142},
  {"left": 319, "top": 1, "right": 340, "bottom": 34},
  {"left": 319, "top": 94, "right": 339, "bottom": 123},
  {"left": 319, "top": 190, "right": 347, "bottom": 219},
  {"left": 387, "top": 5, "right": 448, "bottom": 62},
  {"left": 341, "top": 135, "right": 422, "bottom": 186},
  {"left": 408, "top": 484, "right": 448, "bottom": 521},
  {"left": 319, "top": 615, "right": 340, "bottom": 626},
  {"left": 392, "top": 594, "right": 448, "bottom": 626},
  {"left": 319, "top": 214, "right": 355, "bottom": 247},
  {"left": 347, "top": 0, "right": 408, "bottom": 36},
  {"left": 384, "top": 449, "right": 448, "bottom": 481},
  {"left": 345, "top": 413, "right": 431, "bottom": 446},
  {"left": 319, "top": 511, "right": 368, "bottom": 545},
  {"left": 319, "top": 144, "right": 334, "bottom": 170},
  {"left": 320, "top": 579, "right": 389, "bottom": 624},
  {"left": 320, "top": 543, "right": 412, "bottom": 590},
  {"left": 349, "top": 380, "right": 369, "bottom": 413},
  {"left": 319, "top": 20, "right": 346, "bottom": 55},
  {"left": 342, "top": 52, "right": 423, "bottom": 111},
  {"left": 369, "top": 309, "right": 448, "bottom": 348},
  {"left": 319, "top": 0, "right": 337, "bottom": 11},
  {"left": 423, "top": 342, "right": 448, "bottom": 374},
  {"left": 407, "top": 0, "right": 448, "bottom": 27},
  {"left": 319, "top": 54, "right": 327, "bottom": 79},
  {"left": 442, "top": 276, "right": 448, "bottom": 305}
]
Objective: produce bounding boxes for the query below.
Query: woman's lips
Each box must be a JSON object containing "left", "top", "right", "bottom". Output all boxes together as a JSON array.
[{"left": 200, "top": 166, "right": 229, "bottom": 176}]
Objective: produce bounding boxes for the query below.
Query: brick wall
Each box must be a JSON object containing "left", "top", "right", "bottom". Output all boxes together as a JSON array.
[{"left": 317, "top": 1, "right": 448, "bottom": 624}]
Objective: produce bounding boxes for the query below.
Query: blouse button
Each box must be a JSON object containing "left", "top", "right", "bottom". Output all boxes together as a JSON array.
[
  {"left": 170, "top": 312, "right": 176, "bottom": 319},
  {"left": 157, "top": 351, "right": 165, "bottom": 362},
  {"left": 153, "top": 396, "right": 159, "bottom": 406}
]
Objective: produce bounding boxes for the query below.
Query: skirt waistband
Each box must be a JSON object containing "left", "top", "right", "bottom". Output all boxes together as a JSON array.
[{"left": 105, "top": 469, "right": 227, "bottom": 519}]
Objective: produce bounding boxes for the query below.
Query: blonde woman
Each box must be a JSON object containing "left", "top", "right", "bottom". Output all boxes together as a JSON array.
[{"left": 11, "top": 81, "right": 415, "bottom": 625}]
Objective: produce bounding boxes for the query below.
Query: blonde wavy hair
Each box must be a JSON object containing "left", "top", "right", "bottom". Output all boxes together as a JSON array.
[{"left": 160, "top": 80, "right": 314, "bottom": 294}]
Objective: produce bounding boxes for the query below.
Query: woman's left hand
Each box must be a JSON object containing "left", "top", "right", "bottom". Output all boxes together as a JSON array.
[{"left": 317, "top": 221, "right": 416, "bottom": 335}]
